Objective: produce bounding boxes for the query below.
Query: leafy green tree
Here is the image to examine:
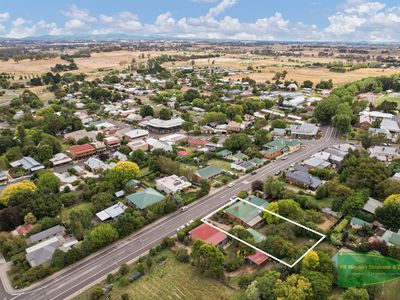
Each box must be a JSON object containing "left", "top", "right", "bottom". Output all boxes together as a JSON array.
[
  {"left": 223, "top": 133, "right": 252, "bottom": 152},
  {"left": 37, "top": 171, "right": 60, "bottom": 193},
  {"left": 255, "top": 270, "right": 280, "bottom": 300},
  {"left": 333, "top": 113, "right": 352, "bottom": 134},
  {"left": 271, "top": 119, "right": 287, "bottom": 129},
  {"left": 159, "top": 107, "right": 172, "bottom": 120},
  {"left": 301, "top": 270, "right": 332, "bottom": 300},
  {"left": 274, "top": 274, "right": 313, "bottom": 300},
  {"left": 87, "top": 223, "right": 119, "bottom": 249},
  {"left": 263, "top": 176, "right": 285, "bottom": 199},
  {"left": 91, "top": 192, "right": 114, "bottom": 212},
  {"left": 315, "top": 97, "right": 338, "bottom": 123},
  {"left": 244, "top": 281, "right": 260, "bottom": 300},
  {"left": 254, "top": 129, "right": 272, "bottom": 146},
  {"left": 376, "top": 195, "right": 400, "bottom": 230},
  {"left": 70, "top": 208, "right": 93, "bottom": 240},
  {"left": 191, "top": 240, "right": 225, "bottom": 279},
  {"left": 51, "top": 248, "right": 66, "bottom": 269},
  {"left": 139, "top": 105, "right": 154, "bottom": 117},
  {"left": 339, "top": 189, "right": 369, "bottom": 216},
  {"left": 263, "top": 202, "right": 280, "bottom": 224},
  {"left": 24, "top": 212, "right": 37, "bottom": 225},
  {"left": 277, "top": 199, "right": 304, "bottom": 221},
  {"left": 114, "top": 213, "right": 136, "bottom": 237}
]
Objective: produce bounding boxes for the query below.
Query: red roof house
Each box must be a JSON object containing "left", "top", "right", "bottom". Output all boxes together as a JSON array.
[
  {"left": 13, "top": 224, "right": 34, "bottom": 236},
  {"left": 177, "top": 150, "right": 189, "bottom": 156},
  {"left": 247, "top": 251, "right": 269, "bottom": 266},
  {"left": 187, "top": 139, "right": 208, "bottom": 149},
  {"left": 69, "top": 144, "right": 96, "bottom": 159},
  {"left": 189, "top": 223, "right": 228, "bottom": 247}
]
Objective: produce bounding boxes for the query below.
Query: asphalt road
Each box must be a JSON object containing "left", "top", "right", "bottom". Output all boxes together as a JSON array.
[{"left": 0, "top": 126, "right": 338, "bottom": 300}]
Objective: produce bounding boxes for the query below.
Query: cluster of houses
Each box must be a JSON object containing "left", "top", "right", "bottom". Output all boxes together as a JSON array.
[{"left": 189, "top": 195, "right": 271, "bottom": 267}]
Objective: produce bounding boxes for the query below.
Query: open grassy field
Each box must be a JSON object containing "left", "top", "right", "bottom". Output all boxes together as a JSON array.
[{"left": 73, "top": 252, "right": 235, "bottom": 300}]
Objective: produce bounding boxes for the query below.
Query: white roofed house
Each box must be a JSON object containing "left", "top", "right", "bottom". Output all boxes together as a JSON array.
[
  {"left": 146, "top": 138, "right": 173, "bottom": 152},
  {"left": 123, "top": 129, "right": 149, "bottom": 141},
  {"left": 155, "top": 175, "right": 192, "bottom": 194},
  {"left": 113, "top": 151, "right": 128, "bottom": 161},
  {"left": 84, "top": 157, "right": 111, "bottom": 174},
  {"left": 49, "top": 153, "right": 73, "bottom": 167},
  {"left": 10, "top": 156, "right": 45, "bottom": 173},
  {"left": 289, "top": 123, "right": 319, "bottom": 138},
  {"left": 146, "top": 117, "right": 184, "bottom": 133},
  {"left": 369, "top": 146, "right": 399, "bottom": 162},
  {"left": 96, "top": 202, "right": 127, "bottom": 222},
  {"left": 363, "top": 197, "right": 383, "bottom": 215}
]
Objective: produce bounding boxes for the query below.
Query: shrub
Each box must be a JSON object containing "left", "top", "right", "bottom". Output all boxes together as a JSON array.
[
  {"left": 333, "top": 218, "right": 349, "bottom": 233},
  {"left": 119, "top": 264, "right": 129, "bottom": 276},
  {"left": 175, "top": 248, "right": 190, "bottom": 263}
]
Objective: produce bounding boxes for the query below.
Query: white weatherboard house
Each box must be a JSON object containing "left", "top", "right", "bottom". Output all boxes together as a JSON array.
[{"left": 155, "top": 175, "right": 191, "bottom": 194}]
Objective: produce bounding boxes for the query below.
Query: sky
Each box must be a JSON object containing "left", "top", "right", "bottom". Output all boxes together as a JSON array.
[{"left": 0, "top": 0, "right": 399, "bottom": 42}]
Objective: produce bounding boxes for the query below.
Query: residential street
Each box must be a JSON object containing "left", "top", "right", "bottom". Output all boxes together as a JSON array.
[{"left": 0, "top": 126, "right": 338, "bottom": 300}]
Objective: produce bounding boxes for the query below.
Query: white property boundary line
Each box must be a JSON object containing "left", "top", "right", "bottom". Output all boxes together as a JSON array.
[{"left": 201, "top": 197, "right": 326, "bottom": 268}]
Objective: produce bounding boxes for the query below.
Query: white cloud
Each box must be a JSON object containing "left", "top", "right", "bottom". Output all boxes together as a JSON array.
[
  {"left": 63, "top": 5, "right": 96, "bottom": 22},
  {"left": 207, "top": 0, "right": 237, "bottom": 17},
  {"left": 0, "top": 1, "right": 400, "bottom": 42},
  {"left": 0, "top": 12, "right": 10, "bottom": 23},
  {"left": 65, "top": 19, "right": 87, "bottom": 31},
  {"left": 323, "top": 1, "right": 400, "bottom": 41}
]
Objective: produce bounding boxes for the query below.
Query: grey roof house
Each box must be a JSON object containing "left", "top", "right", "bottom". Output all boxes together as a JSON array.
[
  {"left": 286, "top": 170, "right": 322, "bottom": 190},
  {"left": 9, "top": 156, "right": 45, "bottom": 172},
  {"left": 289, "top": 123, "right": 319, "bottom": 138},
  {"left": 27, "top": 225, "right": 66, "bottom": 245}
]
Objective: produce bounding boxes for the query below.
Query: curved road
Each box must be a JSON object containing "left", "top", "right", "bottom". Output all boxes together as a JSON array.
[{"left": 0, "top": 126, "right": 338, "bottom": 300}]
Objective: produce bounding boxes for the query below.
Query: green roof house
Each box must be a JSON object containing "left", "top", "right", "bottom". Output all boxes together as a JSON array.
[
  {"left": 350, "top": 217, "right": 372, "bottom": 229},
  {"left": 127, "top": 188, "right": 165, "bottom": 209},
  {"left": 245, "top": 195, "right": 269, "bottom": 208},
  {"left": 249, "top": 157, "right": 264, "bottom": 166},
  {"left": 217, "top": 149, "right": 233, "bottom": 158},
  {"left": 195, "top": 165, "right": 223, "bottom": 181},
  {"left": 231, "top": 152, "right": 249, "bottom": 162},
  {"left": 225, "top": 199, "right": 268, "bottom": 228},
  {"left": 247, "top": 228, "right": 267, "bottom": 243}
]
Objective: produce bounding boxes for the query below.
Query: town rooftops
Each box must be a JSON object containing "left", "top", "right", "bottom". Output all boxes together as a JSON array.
[
  {"left": 124, "top": 129, "right": 149, "bottom": 139},
  {"left": 195, "top": 165, "right": 223, "bottom": 180},
  {"left": 350, "top": 217, "right": 372, "bottom": 228},
  {"left": 189, "top": 223, "right": 227, "bottom": 246},
  {"left": 289, "top": 123, "right": 319, "bottom": 136},
  {"left": 147, "top": 117, "right": 184, "bottom": 129},
  {"left": 155, "top": 175, "right": 191, "bottom": 194},
  {"left": 69, "top": 144, "right": 96, "bottom": 154},
  {"left": 217, "top": 149, "right": 233, "bottom": 157},
  {"left": 286, "top": 170, "right": 322, "bottom": 190},
  {"left": 96, "top": 202, "right": 127, "bottom": 222},
  {"left": 26, "top": 236, "right": 65, "bottom": 267},
  {"left": 127, "top": 188, "right": 165, "bottom": 209},
  {"left": 247, "top": 228, "right": 266, "bottom": 243},
  {"left": 247, "top": 251, "right": 269, "bottom": 266},
  {"left": 10, "top": 156, "right": 45, "bottom": 172},
  {"left": 225, "top": 199, "right": 268, "bottom": 227},
  {"left": 84, "top": 157, "right": 111, "bottom": 171},
  {"left": 27, "top": 225, "right": 66, "bottom": 245},
  {"left": 362, "top": 197, "right": 383, "bottom": 215},
  {"left": 49, "top": 153, "right": 72, "bottom": 166},
  {"left": 232, "top": 152, "right": 249, "bottom": 160}
]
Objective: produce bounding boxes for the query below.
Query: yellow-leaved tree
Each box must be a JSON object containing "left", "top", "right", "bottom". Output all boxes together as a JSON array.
[
  {"left": 0, "top": 180, "right": 37, "bottom": 206},
  {"left": 106, "top": 161, "right": 140, "bottom": 189},
  {"left": 302, "top": 250, "right": 320, "bottom": 270}
]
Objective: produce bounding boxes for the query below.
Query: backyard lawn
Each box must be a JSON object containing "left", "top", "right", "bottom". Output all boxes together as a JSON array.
[
  {"left": 73, "top": 252, "right": 235, "bottom": 300},
  {"left": 208, "top": 159, "right": 233, "bottom": 171},
  {"left": 374, "top": 95, "right": 400, "bottom": 108},
  {"left": 60, "top": 202, "right": 93, "bottom": 225}
]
